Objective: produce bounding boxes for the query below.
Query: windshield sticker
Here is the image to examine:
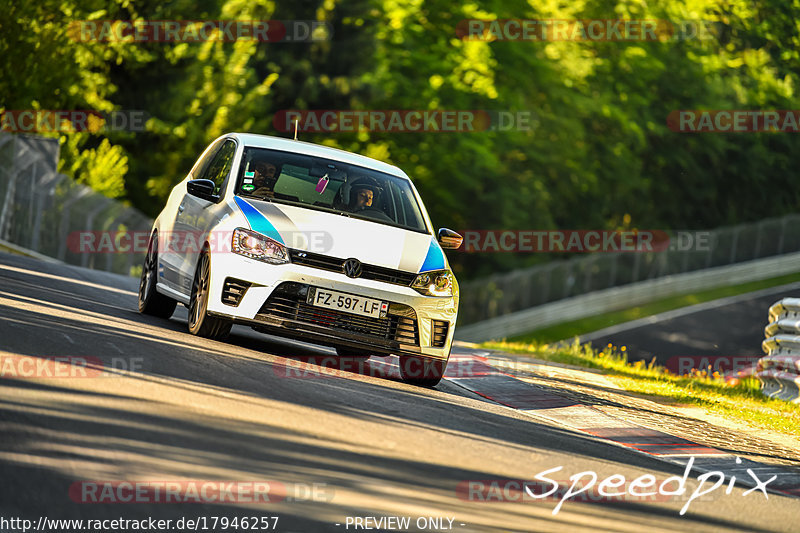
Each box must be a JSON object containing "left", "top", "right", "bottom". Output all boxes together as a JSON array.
[
  {"left": 244, "top": 171, "right": 255, "bottom": 178},
  {"left": 242, "top": 183, "right": 255, "bottom": 192},
  {"left": 243, "top": 178, "right": 253, "bottom": 184}
]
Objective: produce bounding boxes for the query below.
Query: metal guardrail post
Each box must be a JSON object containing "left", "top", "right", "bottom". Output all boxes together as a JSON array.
[
  {"left": 563, "top": 262, "right": 574, "bottom": 299},
  {"left": 753, "top": 220, "right": 763, "bottom": 259},
  {"left": 608, "top": 253, "right": 618, "bottom": 288},
  {"left": 30, "top": 172, "right": 66, "bottom": 252},
  {"left": 631, "top": 251, "right": 641, "bottom": 283},
  {"left": 728, "top": 226, "right": 740, "bottom": 264},
  {"left": 777, "top": 216, "right": 787, "bottom": 254},
  {"left": 81, "top": 197, "right": 114, "bottom": 268},
  {"left": 25, "top": 160, "right": 37, "bottom": 242},
  {"left": 104, "top": 208, "right": 136, "bottom": 273},
  {"left": 541, "top": 263, "right": 553, "bottom": 304},
  {"left": 56, "top": 187, "right": 93, "bottom": 261}
]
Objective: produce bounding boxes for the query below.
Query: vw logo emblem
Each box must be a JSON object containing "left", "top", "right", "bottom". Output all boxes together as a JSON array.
[{"left": 343, "top": 258, "right": 363, "bottom": 278}]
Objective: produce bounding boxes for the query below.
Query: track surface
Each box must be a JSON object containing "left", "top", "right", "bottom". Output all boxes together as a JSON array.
[
  {"left": 583, "top": 284, "right": 800, "bottom": 366},
  {"left": 0, "top": 251, "right": 797, "bottom": 532}
]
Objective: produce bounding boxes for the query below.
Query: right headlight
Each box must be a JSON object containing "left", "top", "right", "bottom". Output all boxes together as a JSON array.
[
  {"left": 231, "top": 227, "right": 289, "bottom": 264},
  {"left": 411, "top": 270, "right": 454, "bottom": 297}
]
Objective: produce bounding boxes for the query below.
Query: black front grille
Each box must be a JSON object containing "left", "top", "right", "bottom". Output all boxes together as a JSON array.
[
  {"left": 431, "top": 319, "right": 449, "bottom": 348},
  {"left": 256, "top": 282, "right": 419, "bottom": 345},
  {"left": 221, "top": 278, "right": 251, "bottom": 307},
  {"left": 288, "top": 250, "right": 342, "bottom": 272},
  {"left": 362, "top": 264, "right": 417, "bottom": 286},
  {"left": 288, "top": 250, "right": 417, "bottom": 286}
]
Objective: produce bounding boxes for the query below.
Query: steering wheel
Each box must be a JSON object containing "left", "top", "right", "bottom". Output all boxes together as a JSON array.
[{"left": 356, "top": 207, "right": 394, "bottom": 223}]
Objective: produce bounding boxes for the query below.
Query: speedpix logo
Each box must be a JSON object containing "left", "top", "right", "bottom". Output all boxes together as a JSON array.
[{"left": 458, "top": 457, "right": 775, "bottom": 516}]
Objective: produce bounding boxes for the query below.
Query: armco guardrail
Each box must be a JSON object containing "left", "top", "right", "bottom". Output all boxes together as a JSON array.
[
  {"left": 459, "top": 215, "right": 800, "bottom": 326},
  {"left": 760, "top": 298, "right": 800, "bottom": 403},
  {"left": 0, "top": 132, "right": 152, "bottom": 276},
  {"left": 456, "top": 251, "right": 800, "bottom": 342}
]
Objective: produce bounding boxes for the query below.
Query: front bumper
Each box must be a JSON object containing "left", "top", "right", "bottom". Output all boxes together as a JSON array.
[{"left": 206, "top": 253, "right": 458, "bottom": 360}]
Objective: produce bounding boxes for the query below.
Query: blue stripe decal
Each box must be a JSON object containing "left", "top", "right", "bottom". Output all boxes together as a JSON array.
[
  {"left": 233, "top": 197, "right": 284, "bottom": 244},
  {"left": 419, "top": 238, "right": 445, "bottom": 273}
]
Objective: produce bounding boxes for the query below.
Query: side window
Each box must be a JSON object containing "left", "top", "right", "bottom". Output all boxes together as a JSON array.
[
  {"left": 191, "top": 139, "right": 224, "bottom": 178},
  {"left": 199, "top": 140, "right": 236, "bottom": 194},
  {"left": 390, "top": 180, "right": 423, "bottom": 229}
]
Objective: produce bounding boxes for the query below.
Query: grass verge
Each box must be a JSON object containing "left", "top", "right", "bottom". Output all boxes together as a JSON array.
[
  {"left": 510, "top": 272, "right": 800, "bottom": 344},
  {"left": 481, "top": 339, "right": 800, "bottom": 437}
]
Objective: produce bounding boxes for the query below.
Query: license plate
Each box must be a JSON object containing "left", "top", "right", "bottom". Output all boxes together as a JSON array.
[{"left": 307, "top": 288, "right": 388, "bottom": 319}]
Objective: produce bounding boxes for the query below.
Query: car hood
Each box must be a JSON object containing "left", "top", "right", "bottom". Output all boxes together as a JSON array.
[{"left": 233, "top": 196, "right": 446, "bottom": 273}]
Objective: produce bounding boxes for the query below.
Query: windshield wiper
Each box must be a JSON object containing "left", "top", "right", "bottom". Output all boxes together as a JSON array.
[{"left": 241, "top": 193, "right": 273, "bottom": 202}]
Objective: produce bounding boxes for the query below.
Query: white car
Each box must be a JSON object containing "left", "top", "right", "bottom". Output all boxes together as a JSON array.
[{"left": 138, "top": 133, "right": 462, "bottom": 386}]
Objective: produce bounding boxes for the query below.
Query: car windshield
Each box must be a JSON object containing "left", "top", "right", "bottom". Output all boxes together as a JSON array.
[{"left": 235, "top": 147, "right": 428, "bottom": 233}]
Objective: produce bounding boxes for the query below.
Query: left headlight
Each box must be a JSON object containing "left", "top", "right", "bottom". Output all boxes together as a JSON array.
[
  {"left": 411, "top": 269, "right": 455, "bottom": 297},
  {"left": 232, "top": 227, "right": 289, "bottom": 264}
]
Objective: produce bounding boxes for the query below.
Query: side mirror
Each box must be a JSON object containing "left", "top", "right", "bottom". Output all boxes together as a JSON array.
[
  {"left": 437, "top": 228, "right": 463, "bottom": 250},
  {"left": 187, "top": 179, "right": 219, "bottom": 202}
]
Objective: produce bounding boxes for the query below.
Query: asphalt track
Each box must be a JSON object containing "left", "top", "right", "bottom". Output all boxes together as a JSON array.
[
  {"left": 580, "top": 283, "right": 800, "bottom": 368},
  {"left": 0, "top": 251, "right": 798, "bottom": 532}
]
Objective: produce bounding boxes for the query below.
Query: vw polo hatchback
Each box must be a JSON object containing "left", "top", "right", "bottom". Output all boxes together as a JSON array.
[{"left": 138, "top": 133, "right": 462, "bottom": 386}]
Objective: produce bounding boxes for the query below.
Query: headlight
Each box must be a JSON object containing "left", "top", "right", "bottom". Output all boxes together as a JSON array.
[
  {"left": 412, "top": 270, "right": 454, "bottom": 297},
  {"left": 232, "top": 228, "right": 288, "bottom": 264}
]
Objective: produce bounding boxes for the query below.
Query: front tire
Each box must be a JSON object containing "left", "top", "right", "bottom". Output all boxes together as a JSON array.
[
  {"left": 399, "top": 356, "right": 447, "bottom": 387},
  {"left": 188, "top": 250, "right": 232, "bottom": 340},
  {"left": 138, "top": 232, "right": 177, "bottom": 319}
]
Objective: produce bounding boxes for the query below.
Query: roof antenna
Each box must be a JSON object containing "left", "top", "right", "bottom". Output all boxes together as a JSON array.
[{"left": 293, "top": 119, "right": 299, "bottom": 141}]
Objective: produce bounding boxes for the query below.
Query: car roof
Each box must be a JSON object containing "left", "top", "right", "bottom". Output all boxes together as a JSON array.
[{"left": 231, "top": 133, "right": 408, "bottom": 179}]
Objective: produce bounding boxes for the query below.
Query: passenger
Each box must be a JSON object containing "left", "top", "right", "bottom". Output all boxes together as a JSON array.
[{"left": 250, "top": 161, "right": 279, "bottom": 197}]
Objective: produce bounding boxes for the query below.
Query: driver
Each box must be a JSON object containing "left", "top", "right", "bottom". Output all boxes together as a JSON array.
[
  {"left": 347, "top": 178, "right": 381, "bottom": 212},
  {"left": 352, "top": 186, "right": 374, "bottom": 210}
]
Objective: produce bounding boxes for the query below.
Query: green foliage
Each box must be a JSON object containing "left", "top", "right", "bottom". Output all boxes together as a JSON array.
[
  {"left": 59, "top": 135, "right": 128, "bottom": 197},
  {"left": 4, "top": 0, "right": 800, "bottom": 278}
]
